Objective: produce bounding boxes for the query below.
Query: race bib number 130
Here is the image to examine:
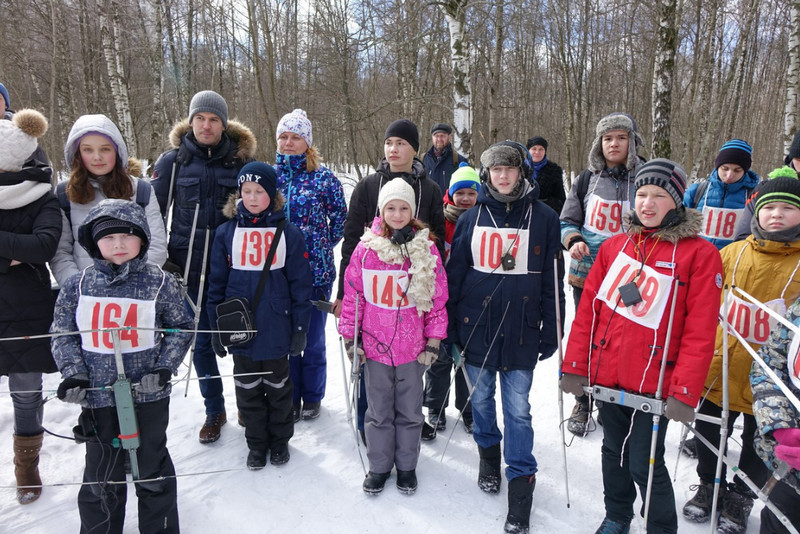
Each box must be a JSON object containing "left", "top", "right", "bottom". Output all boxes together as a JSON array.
[{"left": 76, "top": 296, "right": 157, "bottom": 354}]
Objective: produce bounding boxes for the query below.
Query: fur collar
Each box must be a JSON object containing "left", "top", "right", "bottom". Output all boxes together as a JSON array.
[
  {"left": 625, "top": 208, "right": 703, "bottom": 243},
  {"left": 360, "top": 222, "right": 437, "bottom": 315},
  {"left": 167, "top": 119, "right": 257, "bottom": 161}
]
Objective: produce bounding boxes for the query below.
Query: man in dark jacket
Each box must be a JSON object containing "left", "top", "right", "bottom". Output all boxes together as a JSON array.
[
  {"left": 423, "top": 123, "right": 468, "bottom": 194},
  {"left": 151, "top": 90, "right": 256, "bottom": 444}
]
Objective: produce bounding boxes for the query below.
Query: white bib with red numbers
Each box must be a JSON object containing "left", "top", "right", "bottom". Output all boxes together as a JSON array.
[
  {"left": 470, "top": 227, "right": 530, "bottom": 275},
  {"left": 231, "top": 227, "right": 286, "bottom": 271},
  {"left": 596, "top": 252, "right": 674, "bottom": 329},
  {"left": 700, "top": 205, "right": 742, "bottom": 241},
  {"left": 76, "top": 296, "right": 157, "bottom": 354},
  {"left": 583, "top": 194, "right": 630, "bottom": 237},
  {"left": 362, "top": 268, "right": 413, "bottom": 310},
  {"left": 723, "top": 293, "right": 785, "bottom": 346}
]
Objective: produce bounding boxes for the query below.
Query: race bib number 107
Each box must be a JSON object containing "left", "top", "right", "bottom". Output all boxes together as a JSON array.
[
  {"left": 76, "top": 296, "right": 157, "bottom": 354},
  {"left": 470, "top": 227, "right": 529, "bottom": 275}
]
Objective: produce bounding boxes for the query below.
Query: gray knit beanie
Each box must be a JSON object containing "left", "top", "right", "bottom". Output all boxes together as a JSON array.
[
  {"left": 64, "top": 114, "right": 128, "bottom": 170},
  {"left": 189, "top": 90, "right": 228, "bottom": 128}
]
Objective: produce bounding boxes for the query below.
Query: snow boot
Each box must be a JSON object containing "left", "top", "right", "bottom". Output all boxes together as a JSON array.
[
  {"left": 13, "top": 433, "right": 43, "bottom": 504},
  {"left": 717, "top": 484, "right": 754, "bottom": 534},
  {"left": 302, "top": 402, "right": 321, "bottom": 420},
  {"left": 246, "top": 449, "right": 267, "bottom": 470},
  {"left": 682, "top": 481, "right": 723, "bottom": 523},
  {"left": 567, "top": 397, "right": 591, "bottom": 436},
  {"left": 503, "top": 475, "right": 535, "bottom": 533},
  {"left": 363, "top": 471, "right": 391, "bottom": 495},
  {"left": 429, "top": 411, "right": 446, "bottom": 431},
  {"left": 478, "top": 443, "right": 502, "bottom": 494},
  {"left": 594, "top": 517, "right": 631, "bottom": 534},
  {"left": 270, "top": 443, "right": 290, "bottom": 466},
  {"left": 198, "top": 412, "right": 226, "bottom": 443},
  {"left": 396, "top": 469, "right": 417, "bottom": 495},
  {"left": 681, "top": 436, "right": 698, "bottom": 458},
  {"left": 421, "top": 421, "right": 437, "bottom": 441}
]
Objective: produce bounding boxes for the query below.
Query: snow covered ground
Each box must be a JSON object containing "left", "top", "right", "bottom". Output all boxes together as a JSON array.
[{"left": 0, "top": 252, "right": 762, "bottom": 534}]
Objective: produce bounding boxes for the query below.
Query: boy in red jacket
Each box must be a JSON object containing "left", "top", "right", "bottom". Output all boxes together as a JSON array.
[{"left": 561, "top": 159, "right": 722, "bottom": 534}]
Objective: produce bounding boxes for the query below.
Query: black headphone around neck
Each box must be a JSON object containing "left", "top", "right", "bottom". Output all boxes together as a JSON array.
[{"left": 391, "top": 225, "right": 416, "bottom": 245}]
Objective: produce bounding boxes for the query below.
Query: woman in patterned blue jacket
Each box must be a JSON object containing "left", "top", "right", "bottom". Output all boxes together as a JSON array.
[{"left": 275, "top": 109, "right": 347, "bottom": 422}]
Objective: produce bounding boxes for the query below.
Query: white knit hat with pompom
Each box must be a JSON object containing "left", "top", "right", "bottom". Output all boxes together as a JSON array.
[{"left": 0, "top": 109, "right": 48, "bottom": 172}]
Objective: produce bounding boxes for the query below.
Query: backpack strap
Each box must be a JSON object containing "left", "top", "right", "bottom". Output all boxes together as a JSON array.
[
  {"left": 56, "top": 181, "right": 71, "bottom": 221},
  {"left": 575, "top": 169, "right": 593, "bottom": 206},
  {"left": 252, "top": 219, "right": 287, "bottom": 314},
  {"left": 691, "top": 181, "right": 709, "bottom": 209},
  {"left": 56, "top": 179, "right": 151, "bottom": 224},
  {"left": 134, "top": 178, "right": 151, "bottom": 209}
]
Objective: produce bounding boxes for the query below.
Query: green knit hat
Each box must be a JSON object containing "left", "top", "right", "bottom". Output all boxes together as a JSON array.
[{"left": 754, "top": 172, "right": 800, "bottom": 217}]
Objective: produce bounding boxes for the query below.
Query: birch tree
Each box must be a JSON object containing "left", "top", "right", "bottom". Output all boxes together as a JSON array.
[
  {"left": 786, "top": 0, "right": 800, "bottom": 153},
  {"left": 651, "top": 0, "right": 679, "bottom": 158},
  {"left": 437, "top": 0, "right": 473, "bottom": 160}
]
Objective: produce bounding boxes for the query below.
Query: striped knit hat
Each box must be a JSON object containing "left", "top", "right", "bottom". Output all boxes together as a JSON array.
[
  {"left": 715, "top": 139, "right": 752, "bottom": 171},
  {"left": 633, "top": 158, "right": 687, "bottom": 209},
  {"left": 449, "top": 162, "right": 481, "bottom": 197},
  {"left": 754, "top": 176, "right": 800, "bottom": 217}
]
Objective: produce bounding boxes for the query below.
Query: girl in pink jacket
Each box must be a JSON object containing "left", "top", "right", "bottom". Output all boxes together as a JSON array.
[{"left": 339, "top": 178, "right": 448, "bottom": 496}]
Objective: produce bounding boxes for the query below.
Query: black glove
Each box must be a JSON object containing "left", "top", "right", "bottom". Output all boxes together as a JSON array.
[
  {"left": 560, "top": 373, "right": 588, "bottom": 396},
  {"left": 57, "top": 373, "right": 91, "bottom": 403},
  {"left": 136, "top": 369, "right": 173, "bottom": 394},
  {"left": 211, "top": 334, "right": 227, "bottom": 358},
  {"left": 162, "top": 259, "right": 183, "bottom": 275},
  {"left": 290, "top": 331, "right": 307, "bottom": 356},
  {"left": 664, "top": 397, "right": 696, "bottom": 423},
  {"left": 538, "top": 343, "right": 557, "bottom": 361}
]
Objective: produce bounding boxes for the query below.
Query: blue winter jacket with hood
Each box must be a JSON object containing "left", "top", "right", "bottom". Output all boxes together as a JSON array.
[
  {"left": 51, "top": 199, "right": 194, "bottom": 408},
  {"left": 683, "top": 168, "right": 761, "bottom": 249},
  {"left": 446, "top": 180, "right": 565, "bottom": 372},
  {"left": 207, "top": 193, "right": 313, "bottom": 360}
]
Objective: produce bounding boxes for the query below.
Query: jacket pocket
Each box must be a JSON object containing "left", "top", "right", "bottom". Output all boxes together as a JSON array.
[{"left": 176, "top": 176, "right": 201, "bottom": 207}]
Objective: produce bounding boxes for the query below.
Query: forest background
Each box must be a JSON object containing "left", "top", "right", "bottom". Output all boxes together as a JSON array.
[{"left": 1, "top": 0, "right": 798, "bottom": 186}]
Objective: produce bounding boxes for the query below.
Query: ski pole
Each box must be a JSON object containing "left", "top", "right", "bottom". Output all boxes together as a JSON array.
[
  {"left": 441, "top": 301, "right": 511, "bottom": 462},
  {"left": 185, "top": 225, "right": 211, "bottom": 397},
  {"left": 710, "top": 287, "right": 733, "bottom": 532},
  {"left": 643, "top": 276, "right": 680, "bottom": 526},
  {"left": 554, "top": 255, "right": 570, "bottom": 508},
  {"left": 347, "top": 288, "right": 367, "bottom": 474}
]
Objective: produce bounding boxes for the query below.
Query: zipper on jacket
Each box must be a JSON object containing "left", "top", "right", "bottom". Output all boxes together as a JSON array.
[{"left": 519, "top": 296, "right": 529, "bottom": 345}]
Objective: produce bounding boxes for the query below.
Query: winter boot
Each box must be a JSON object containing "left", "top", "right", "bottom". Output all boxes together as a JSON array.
[
  {"left": 421, "top": 421, "right": 437, "bottom": 441},
  {"left": 396, "top": 469, "right": 417, "bottom": 495},
  {"left": 681, "top": 436, "right": 698, "bottom": 458},
  {"left": 717, "top": 484, "right": 754, "bottom": 534},
  {"left": 478, "top": 443, "right": 502, "bottom": 494},
  {"left": 504, "top": 475, "right": 535, "bottom": 533},
  {"left": 270, "top": 443, "right": 290, "bottom": 466},
  {"left": 682, "top": 481, "right": 724, "bottom": 523},
  {"left": 594, "top": 517, "right": 631, "bottom": 534},
  {"left": 429, "top": 411, "right": 446, "bottom": 431},
  {"left": 246, "top": 449, "right": 267, "bottom": 470},
  {"left": 302, "top": 402, "right": 321, "bottom": 420},
  {"left": 362, "top": 471, "right": 391, "bottom": 495},
  {"left": 567, "top": 397, "right": 591, "bottom": 436},
  {"left": 198, "top": 412, "right": 226, "bottom": 444},
  {"left": 13, "top": 433, "right": 43, "bottom": 504}
]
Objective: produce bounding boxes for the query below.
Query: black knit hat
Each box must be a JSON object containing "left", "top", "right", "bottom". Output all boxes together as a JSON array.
[
  {"left": 430, "top": 123, "right": 452, "bottom": 136},
  {"left": 754, "top": 176, "right": 800, "bottom": 217},
  {"left": 526, "top": 136, "right": 548, "bottom": 150},
  {"left": 91, "top": 216, "right": 148, "bottom": 245},
  {"left": 714, "top": 139, "right": 752, "bottom": 171},
  {"left": 385, "top": 119, "right": 419, "bottom": 152},
  {"left": 633, "top": 158, "right": 687, "bottom": 208},
  {"left": 785, "top": 130, "right": 800, "bottom": 165},
  {"left": 238, "top": 161, "right": 277, "bottom": 201}
]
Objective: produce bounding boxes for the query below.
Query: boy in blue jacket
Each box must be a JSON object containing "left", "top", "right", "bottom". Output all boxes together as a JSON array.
[
  {"left": 51, "top": 199, "right": 194, "bottom": 534},
  {"left": 206, "top": 162, "right": 312, "bottom": 470}
]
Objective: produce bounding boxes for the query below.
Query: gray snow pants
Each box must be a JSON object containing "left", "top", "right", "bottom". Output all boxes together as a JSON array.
[{"left": 364, "top": 358, "right": 425, "bottom": 473}]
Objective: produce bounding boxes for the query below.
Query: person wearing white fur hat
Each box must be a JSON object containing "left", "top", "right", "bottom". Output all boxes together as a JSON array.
[
  {"left": 0, "top": 109, "right": 62, "bottom": 504},
  {"left": 338, "top": 178, "right": 448, "bottom": 496},
  {"left": 50, "top": 114, "right": 167, "bottom": 287}
]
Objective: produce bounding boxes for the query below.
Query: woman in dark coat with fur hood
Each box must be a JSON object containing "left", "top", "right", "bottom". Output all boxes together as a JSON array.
[{"left": 0, "top": 109, "right": 61, "bottom": 504}]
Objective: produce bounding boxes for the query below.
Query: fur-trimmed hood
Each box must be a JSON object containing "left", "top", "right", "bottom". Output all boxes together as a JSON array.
[
  {"left": 222, "top": 190, "right": 285, "bottom": 219},
  {"left": 167, "top": 118, "right": 257, "bottom": 161},
  {"left": 625, "top": 207, "right": 703, "bottom": 243}
]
